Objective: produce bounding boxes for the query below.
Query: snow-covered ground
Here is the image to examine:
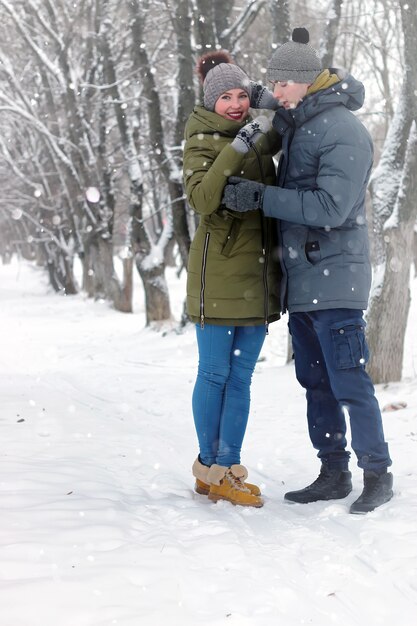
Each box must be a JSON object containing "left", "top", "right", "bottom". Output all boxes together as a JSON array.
[{"left": 1, "top": 259, "right": 416, "bottom": 626}]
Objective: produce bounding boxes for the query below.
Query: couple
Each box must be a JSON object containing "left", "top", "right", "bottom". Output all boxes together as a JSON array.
[{"left": 182, "top": 28, "right": 393, "bottom": 514}]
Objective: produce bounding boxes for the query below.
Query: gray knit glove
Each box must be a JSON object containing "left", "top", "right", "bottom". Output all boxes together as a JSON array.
[
  {"left": 250, "top": 82, "right": 278, "bottom": 110},
  {"left": 222, "top": 176, "right": 265, "bottom": 212},
  {"left": 231, "top": 118, "right": 269, "bottom": 154}
]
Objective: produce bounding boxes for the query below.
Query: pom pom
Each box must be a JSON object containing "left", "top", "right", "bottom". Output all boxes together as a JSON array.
[
  {"left": 196, "top": 50, "right": 234, "bottom": 83},
  {"left": 292, "top": 27, "right": 310, "bottom": 44}
]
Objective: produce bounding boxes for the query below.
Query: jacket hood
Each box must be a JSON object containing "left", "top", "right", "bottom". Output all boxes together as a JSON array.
[
  {"left": 316, "top": 69, "right": 365, "bottom": 111},
  {"left": 184, "top": 105, "right": 251, "bottom": 140}
]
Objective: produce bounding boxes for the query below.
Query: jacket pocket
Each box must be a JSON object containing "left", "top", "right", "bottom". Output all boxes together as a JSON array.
[
  {"left": 330, "top": 320, "right": 369, "bottom": 369},
  {"left": 282, "top": 225, "right": 312, "bottom": 270},
  {"left": 221, "top": 217, "right": 241, "bottom": 257},
  {"left": 305, "top": 240, "right": 321, "bottom": 264}
]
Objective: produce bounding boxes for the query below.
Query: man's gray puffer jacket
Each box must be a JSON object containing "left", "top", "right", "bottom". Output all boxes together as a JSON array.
[{"left": 262, "top": 70, "right": 374, "bottom": 313}]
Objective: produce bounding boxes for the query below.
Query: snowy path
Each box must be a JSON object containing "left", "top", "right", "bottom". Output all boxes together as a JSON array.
[{"left": 0, "top": 261, "right": 416, "bottom": 626}]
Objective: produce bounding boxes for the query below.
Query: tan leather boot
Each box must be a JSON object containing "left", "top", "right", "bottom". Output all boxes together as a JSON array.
[
  {"left": 192, "top": 457, "right": 261, "bottom": 496},
  {"left": 206, "top": 464, "right": 264, "bottom": 508}
]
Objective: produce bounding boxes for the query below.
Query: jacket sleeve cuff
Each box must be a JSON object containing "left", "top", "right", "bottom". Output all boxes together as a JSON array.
[{"left": 262, "top": 186, "right": 281, "bottom": 218}]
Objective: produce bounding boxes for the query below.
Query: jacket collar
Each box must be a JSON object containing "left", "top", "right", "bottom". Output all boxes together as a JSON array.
[
  {"left": 186, "top": 105, "right": 251, "bottom": 139},
  {"left": 273, "top": 70, "right": 365, "bottom": 132}
]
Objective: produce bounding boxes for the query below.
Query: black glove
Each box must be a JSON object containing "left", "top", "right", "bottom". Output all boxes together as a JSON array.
[
  {"left": 222, "top": 176, "right": 265, "bottom": 212},
  {"left": 231, "top": 117, "right": 271, "bottom": 154},
  {"left": 250, "top": 82, "right": 278, "bottom": 110}
]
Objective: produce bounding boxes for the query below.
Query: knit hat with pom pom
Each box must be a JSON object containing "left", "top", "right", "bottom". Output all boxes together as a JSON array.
[
  {"left": 267, "top": 28, "right": 322, "bottom": 84},
  {"left": 197, "top": 50, "right": 252, "bottom": 111}
]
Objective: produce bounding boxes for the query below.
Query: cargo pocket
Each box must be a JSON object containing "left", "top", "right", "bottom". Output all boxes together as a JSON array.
[{"left": 330, "top": 321, "right": 369, "bottom": 369}]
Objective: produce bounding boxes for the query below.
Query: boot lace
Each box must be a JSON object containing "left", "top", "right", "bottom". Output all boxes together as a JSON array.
[
  {"left": 225, "top": 470, "right": 250, "bottom": 493},
  {"left": 361, "top": 475, "right": 381, "bottom": 501},
  {"left": 309, "top": 467, "right": 332, "bottom": 488}
]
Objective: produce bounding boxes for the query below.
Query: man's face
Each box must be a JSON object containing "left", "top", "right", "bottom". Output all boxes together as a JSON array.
[{"left": 271, "top": 81, "right": 309, "bottom": 109}]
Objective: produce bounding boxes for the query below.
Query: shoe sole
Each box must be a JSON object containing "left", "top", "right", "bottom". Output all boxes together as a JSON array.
[
  {"left": 195, "top": 485, "right": 209, "bottom": 496},
  {"left": 284, "top": 488, "right": 352, "bottom": 504},
  {"left": 208, "top": 493, "right": 264, "bottom": 508},
  {"left": 195, "top": 482, "right": 262, "bottom": 497}
]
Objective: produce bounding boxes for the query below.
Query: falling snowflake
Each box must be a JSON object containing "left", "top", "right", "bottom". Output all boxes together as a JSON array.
[{"left": 86, "top": 187, "right": 100, "bottom": 203}]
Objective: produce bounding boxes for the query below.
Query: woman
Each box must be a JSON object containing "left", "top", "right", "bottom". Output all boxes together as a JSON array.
[{"left": 183, "top": 51, "right": 282, "bottom": 507}]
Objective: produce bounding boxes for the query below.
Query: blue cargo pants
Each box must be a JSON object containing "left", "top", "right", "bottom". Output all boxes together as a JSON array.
[{"left": 289, "top": 308, "right": 392, "bottom": 473}]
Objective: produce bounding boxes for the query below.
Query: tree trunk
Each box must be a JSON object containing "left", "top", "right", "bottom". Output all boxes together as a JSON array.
[
  {"left": 135, "top": 261, "right": 172, "bottom": 325},
  {"left": 413, "top": 231, "right": 417, "bottom": 276},
  {"left": 43, "top": 243, "right": 78, "bottom": 295},
  {"left": 269, "top": 0, "right": 290, "bottom": 46},
  {"left": 130, "top": 0, "right": 191, "bottom": 272},
  {"left": 368, "top": 89, "right": 409, "bottom": 265},
  {"left": 320, "top": 0, "right": 343, "bottom": 67},
  {"left": 367, "top": 123, "right": 417, "bottom": 382},
  {"left": 80, "top": 245, "right": 95, "bottom": 298},
  {"left": 97, "top": 238, "right": 133, "bottom": 313},
  {"left": 130, "top": 189, "right": 172, "bottom": 324}
]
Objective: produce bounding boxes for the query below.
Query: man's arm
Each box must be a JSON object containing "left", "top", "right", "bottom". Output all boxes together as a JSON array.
[{"left": 224, "top": 122, "right": 373, "bottom": 227}]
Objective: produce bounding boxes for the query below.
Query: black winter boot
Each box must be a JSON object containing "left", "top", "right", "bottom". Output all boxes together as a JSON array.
[
  {"left": 284, "top": 464, "right": 352, "bottom": 503},
  {"left": 349, "top": 470, "right": 393, "bottom": 514}
]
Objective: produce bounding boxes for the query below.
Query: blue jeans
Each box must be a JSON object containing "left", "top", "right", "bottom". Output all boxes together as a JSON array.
[
  {"left": 289, "top": 309, "right": 392, "bottom": 472},
  {"left": 192, "top": 324, "right": 266, "bottom": 467}
]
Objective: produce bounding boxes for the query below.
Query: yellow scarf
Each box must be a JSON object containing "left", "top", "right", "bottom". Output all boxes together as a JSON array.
[{"left": 307, "top": 69, "right": 340, "bottom": 96}]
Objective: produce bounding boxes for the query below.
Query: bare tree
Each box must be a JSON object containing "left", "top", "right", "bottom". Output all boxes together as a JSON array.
[
  {"left": 0, "top": 0, "right": 132, "bottom": 306},
  {"left": 366, "top": 0, "right": 417, "bottom": 382},
  {"left": 336, "top": 0, "right": 402, "bottom": 140}
]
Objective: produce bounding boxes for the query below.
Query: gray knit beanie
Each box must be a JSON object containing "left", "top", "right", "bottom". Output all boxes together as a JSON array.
[
  {"left": 267, "top": 28, "right": 322, "bottom": 84},
  {"left": 203, "top": 63, "right": 252, "bottom": 111}
]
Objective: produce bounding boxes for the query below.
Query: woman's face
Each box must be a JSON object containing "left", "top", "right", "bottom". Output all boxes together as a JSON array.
[{"left": 214, "top": 88, "right": 250, "bottom": 121}]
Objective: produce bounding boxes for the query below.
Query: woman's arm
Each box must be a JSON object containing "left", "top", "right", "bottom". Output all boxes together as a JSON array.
[{"left": 183, "top": 140, "right": 244, "bottom": 216}]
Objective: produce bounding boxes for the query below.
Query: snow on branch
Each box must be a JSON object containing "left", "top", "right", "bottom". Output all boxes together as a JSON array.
[
  {"left": 220, "top": 0, "right": 266, "bottom": 48},
  {"left": 384, "top": 120, "right": 417, "bottom": 231},
  {"left": 0, "top": 0, "right": 66, "bottom": 90},
  {"left": 0, "top": 99, "right": 80, "bottom": 181}
]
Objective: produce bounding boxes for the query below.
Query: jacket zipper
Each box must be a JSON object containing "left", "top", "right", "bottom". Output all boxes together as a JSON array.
[
  {"left": 277, "top": 222, "right": 288, "bottom": 313},
  {"left": 200, "top": 232, "right": 210, "bottom": 328},
  {"left": 277, "top": 124, "right": 294, "bottom": 313},
  {"left": 261, "top": 216, "right": 269, "bottom": 334},
  {"left": 253, "top": 143, "right": 269, "bottom": 334}
]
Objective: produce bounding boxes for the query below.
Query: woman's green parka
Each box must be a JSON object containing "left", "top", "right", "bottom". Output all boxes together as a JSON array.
[{"left": 183, "top": 106, "right": 282, "bottom": 327}]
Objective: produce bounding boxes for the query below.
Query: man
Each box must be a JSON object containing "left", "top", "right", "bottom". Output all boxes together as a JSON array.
[{"left": 222, "top": 27, "right": 393, "bottom": 514}]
